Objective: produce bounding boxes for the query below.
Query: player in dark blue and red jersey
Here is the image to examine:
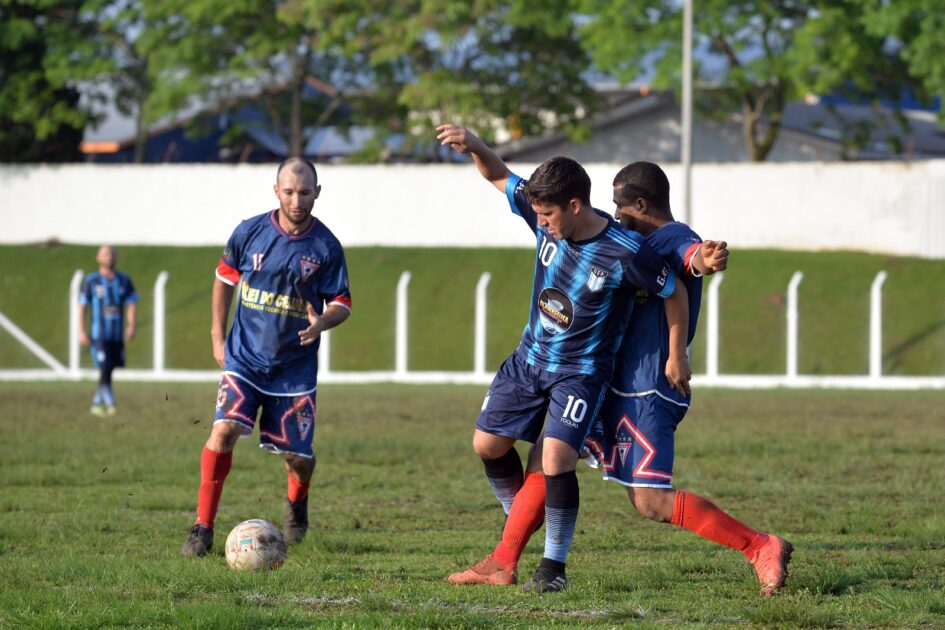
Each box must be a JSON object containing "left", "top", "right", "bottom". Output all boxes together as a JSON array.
[
  {"left": 584, "top": 162, "right": 792, "bottom": 597},
  {"left": 453, "top": 162, "right": 792, "bottom": 597},
  {"left": 78, "top": 245, "right": 138, "bottom": 416},
  {"left": 437, "top": 124, "right": 691, "bottom": 593},
  {"left": 182, "top": 157, "right": 352, "bottom": 558}
]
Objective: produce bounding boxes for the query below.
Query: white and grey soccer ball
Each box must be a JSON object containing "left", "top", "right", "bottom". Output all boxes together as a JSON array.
[{"left": 225, "top": 519, "right": 287, "bottom": 571}]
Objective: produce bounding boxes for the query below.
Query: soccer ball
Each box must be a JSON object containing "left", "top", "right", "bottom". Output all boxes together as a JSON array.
[{"left": 225, "top": 519, "right": 287, "bottom": 571}]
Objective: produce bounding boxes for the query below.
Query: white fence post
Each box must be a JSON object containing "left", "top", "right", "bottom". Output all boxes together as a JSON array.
[
  {"left": 153, "top": 271, "right": 169, "bottom": 373},
  {"left": 474, "top": 272, "right": 492, "bottom": 376},
  {"left": 69, "top": 269, "right": 83, "bottom": 376},
  {"left": 786, "top": 271, "right": 804, "bottom": 378},
  {"left": 319, "top": 330, "right": 331, "bottom": 375},
  {"left": 395, "top": 271, "right": 411, "bottom": 376},
  {"left": 705, "top": 272, "right": 724, "bottom": 377},
  {"left": 869, "top": 270, "right": 888, "bottom": 379}
]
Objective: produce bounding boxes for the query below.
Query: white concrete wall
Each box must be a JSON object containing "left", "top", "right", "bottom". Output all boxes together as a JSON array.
[{"left": 2, "top": 161, "right": 944, "bottom": 257}]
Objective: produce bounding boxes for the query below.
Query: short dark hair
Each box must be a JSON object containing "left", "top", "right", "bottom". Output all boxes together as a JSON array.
[
  {"left": 613, "top": 161, "right": 670, "bottom": 212},
  {"left": 525, "top": 156, "right": 591, "bottom": 208},
  {"left": 276, "top": 156, "right": 318, "bottom": 185}
]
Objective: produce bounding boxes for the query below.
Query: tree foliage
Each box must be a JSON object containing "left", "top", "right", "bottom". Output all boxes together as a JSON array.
[{"left": 578, "top": 0, "right": 916, "bottom": 161}]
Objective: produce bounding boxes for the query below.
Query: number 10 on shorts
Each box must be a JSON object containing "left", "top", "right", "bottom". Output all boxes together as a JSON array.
[{"left": 563, "top": 395, "right": 587, "bottom": 424}]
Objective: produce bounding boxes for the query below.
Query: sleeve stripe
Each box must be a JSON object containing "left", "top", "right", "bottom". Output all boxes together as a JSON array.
[
  {"left": 683, "top": 242, "right": 702, "bottom": 277},
  {"left": 216, "top": 260, "right": 240, "bottom": 286},
  {"left": 329, "top": 296, "right": 352, "bottom": 311}
]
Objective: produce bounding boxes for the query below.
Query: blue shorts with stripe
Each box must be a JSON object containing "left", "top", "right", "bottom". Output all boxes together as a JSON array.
[
  {"left": 476, "top": 351, "right": 609, "bottom": 451},
  {"left": 583, "top": 390, "right": 689, "bottom": 488},
  {"left": 213, "top": 373, "right": 317, "bottom": 459}
]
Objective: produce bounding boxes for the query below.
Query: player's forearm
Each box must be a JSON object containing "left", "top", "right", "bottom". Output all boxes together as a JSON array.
[
  {"left": 470, "top": 148, "right": 511, "bottom": 187},
  {"left": 663, "top": 279, "right": 689, "bottom": 359},
  {"left": 316, "top": 304, "right": 350, "bottom": 333},
  {"left": 77, "top": 304, "right": 87, "bottom": 333},
  {"left": 211, "top": 279, "right": 235, "bottom": 340},
  {"left": 125, "top": 303, "right": 137, "bottom": 329}
]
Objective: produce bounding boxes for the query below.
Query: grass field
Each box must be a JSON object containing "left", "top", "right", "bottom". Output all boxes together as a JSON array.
[
  {"left": 1, "top": 244, "right": 944, "bottom": 376},
  {"left": 1, "top": 383, "right": 943, "bottom": 628}
]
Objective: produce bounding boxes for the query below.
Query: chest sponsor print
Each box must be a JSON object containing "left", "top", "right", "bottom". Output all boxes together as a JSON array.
[{"left": 538, "top": 287, "right": 574, "bottom": 335}]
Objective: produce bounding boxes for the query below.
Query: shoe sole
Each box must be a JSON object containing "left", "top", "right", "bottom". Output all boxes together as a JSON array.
[{"left": 447, "top": 571, "right": 516, "bottom": 586}]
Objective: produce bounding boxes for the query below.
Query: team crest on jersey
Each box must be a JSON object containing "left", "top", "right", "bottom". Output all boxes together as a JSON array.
[
  {"left": 586, "top": 267, "right": 608, "bottom": 292},
  {"left": 95, "top": 285, "right": 106, "bottom": 299},
  {"left": 615, "top": 423, "right": 635, "bottom": 466},
  {"left": 300, "top": 256, "right": 320, "bottom": 282}
]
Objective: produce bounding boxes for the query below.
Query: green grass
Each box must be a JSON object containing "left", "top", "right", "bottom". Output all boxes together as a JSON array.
[
  {"left": 1, "top": 383, "right": 944, "bottom": 628},
  {"left": 1, "top": 244, "right": 944, "bottom": 375}
]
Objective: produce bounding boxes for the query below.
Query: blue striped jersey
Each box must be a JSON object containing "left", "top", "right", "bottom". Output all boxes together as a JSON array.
[
  {"left": 79, "top": 271, "right": 138, "bottom": 342},
  {"left": 611, "top": 222, "right": 704, "bottom": 406},
  {"left": 506, "top": 173, "right": 677, "bottom": 378},
  {"left": 216, "top": 210, "right": 351, "bottom": 395}
]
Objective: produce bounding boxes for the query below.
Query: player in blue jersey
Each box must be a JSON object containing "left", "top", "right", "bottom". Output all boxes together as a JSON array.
[
  {"left": 585, "top": 161, "right": 792, "bottom": 596},
  {"left": 437, "top": 124, "right": 691, "bottom": 593},
  {"left": 78, "top": 245, "right": 138, "bottom": 416},
  {"left": 449, "top": 161, "right": 792, "bottom": 597},
  {"left": 182, "top": 157, "right": 352, "bottom": 558}
]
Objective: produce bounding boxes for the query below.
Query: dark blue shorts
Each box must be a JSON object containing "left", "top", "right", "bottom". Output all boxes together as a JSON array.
[
  {"left": 476, "top": 351, "right": 609, "bottom": 451},
  {"left": 91, "top": 340, "right": 125, "bottom": 369},
  {"left": 583, "top": 391, "right": 688, "bottom": 488},
  {"left": 214, "top": 373, "right": 317, "bottom": 459}
]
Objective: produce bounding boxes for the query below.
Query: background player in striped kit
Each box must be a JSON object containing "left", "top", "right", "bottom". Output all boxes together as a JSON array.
[
  {"left": 437, "top": 123, "right": 691, "bottom": 592},
  {"left": 450, "top": 161, "right": 793, "bottom": 597},
  {"left": 182, "top": 157, "right": 352, "bottom": 558},
  {"left": 78, "top": 245, "right": 138, "bottom": 416}
]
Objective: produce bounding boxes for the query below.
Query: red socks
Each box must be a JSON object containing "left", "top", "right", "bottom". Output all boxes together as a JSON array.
[
  {"left": 493, "top": 472, "right": 546, "bottom": 566},
  {"left": 195, "top": 447, "right": 233, "bottom": 528},
  {"left": 671, "top": 490, "right": 766, "bottom": 557},
  {"left": 287, "top": 473, "right": 311, "bottom": 503}
]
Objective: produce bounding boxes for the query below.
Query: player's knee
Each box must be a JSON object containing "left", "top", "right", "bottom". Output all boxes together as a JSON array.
[
  {"left": 285, "top": 454, "right": 315, "bottom": 480},
  {"left": 208, "top": 421, "right": 242, "bottom": 451},
  {"left": 631, "top": 491, "right": 674, "bottom": 523},
  {"left": 472, "top": 432, "right": 511, "bottom": 460}
]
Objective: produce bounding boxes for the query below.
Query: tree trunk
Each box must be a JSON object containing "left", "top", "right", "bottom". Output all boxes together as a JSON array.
[{"left": 134, "top": 100, "right": 147, "bottom": 163}]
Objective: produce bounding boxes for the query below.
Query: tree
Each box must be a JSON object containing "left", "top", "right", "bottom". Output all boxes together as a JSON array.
[
  {"left": 860, "top": 0, "right": 945, "bottom": 109},
  {"left": 578, "top": 0, "right": 911, "bottom": 161},
  {"left": 0, "top": 1, "right": 92, "bottom": 161},
  {"left": 304, "top": 0, "right": 600, "bottom": 161}
]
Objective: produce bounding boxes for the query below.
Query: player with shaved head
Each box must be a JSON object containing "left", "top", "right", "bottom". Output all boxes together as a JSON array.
[{"left": 182, "top": 157, "right": 352, "bottom": 557}]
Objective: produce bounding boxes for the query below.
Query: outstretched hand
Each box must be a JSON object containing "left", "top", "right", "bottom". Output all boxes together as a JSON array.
[
  {"left": 700, "top": 240, "right": 729, "bottom": 273},
  {"left": 298, "top": 304, "right": 324, "bottom": 346}
]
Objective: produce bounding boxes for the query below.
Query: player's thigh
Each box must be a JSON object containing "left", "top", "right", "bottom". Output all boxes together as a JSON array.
[
  {"left": 258, "top": 391, "right": 317, "bottom": 459},
  {"left": 585, "top": 393, "right": 685, "bottom": 488},
  {"left": 543, "top": 374, "right": 609, "bottom": 452},
  {"left": 476, "top": 353, "right": 548, "bottom": 444},
  {"left": 214, "top": 374, "right": 263, "bottom": 435}
]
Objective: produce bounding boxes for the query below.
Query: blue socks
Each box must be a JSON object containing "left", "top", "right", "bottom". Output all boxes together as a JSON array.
[{"left": 543, "top": 470, "right": 579, "bottom": 564}]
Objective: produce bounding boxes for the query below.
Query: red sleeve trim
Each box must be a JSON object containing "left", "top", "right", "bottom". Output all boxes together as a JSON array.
[
  {"left": 215, "top": 259, "right": 240, "bottom": 286},
  {"left": 328, "top": 296, "right": 352, "bottom": 311},
  {"left": 683, "top": 242, "right": 702, "bottom": 277}
]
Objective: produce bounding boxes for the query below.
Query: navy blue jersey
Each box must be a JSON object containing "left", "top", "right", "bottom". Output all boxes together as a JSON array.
[
  {"left": 505, "top": 173, "right": 677, "bottom": 378},
  {"left": 79, "top": 271, "right": 138, "bottom": 342},
  {"left": 610, "top": 222, "right": 704, "bottom": 405},
  {"left": 216, "top": 210, "right": 351, "bottom": 395}
]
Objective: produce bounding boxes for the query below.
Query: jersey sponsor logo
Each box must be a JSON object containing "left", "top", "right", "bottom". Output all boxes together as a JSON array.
[
  {"left": 300, "top": 256, "right": 320, "bottom": 282},
  {"left": 538, "top": 287, "right": 574, "bottom": 334},
  {"left": 635, "top": 288, "right": 649, "bottom": 304},
  {"left": 240, "top": 282, "right": 308, "bottom": 319},
  {"left": 252, "top": 253, "right": 265, "bottom": 271},
  {"left": 586, "top": 267, "right": 608, "bottom": 292}
]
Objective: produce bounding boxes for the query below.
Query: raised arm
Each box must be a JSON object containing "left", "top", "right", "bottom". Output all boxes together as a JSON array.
[
  {"left": 211, "top": 278, "right": 235, "bottom": 369},
  {"left": 436, "top": 124, "right": 510, "bottom": 193}
]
